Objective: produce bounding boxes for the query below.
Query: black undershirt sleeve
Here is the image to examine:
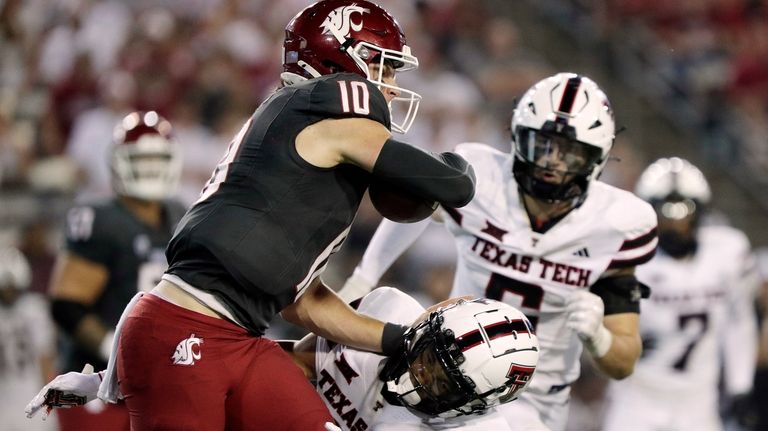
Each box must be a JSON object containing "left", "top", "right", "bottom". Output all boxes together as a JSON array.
[
  {"left": 590, "top": 275, "right": 652, "bottom": 315},
  {"left": 372, "top": 138, "right": 476, "bottom": 208}
]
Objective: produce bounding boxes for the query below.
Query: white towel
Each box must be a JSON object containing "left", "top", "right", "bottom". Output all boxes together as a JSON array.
[{"left": 97, "top": 292, "right": 144, "bottom": 403}]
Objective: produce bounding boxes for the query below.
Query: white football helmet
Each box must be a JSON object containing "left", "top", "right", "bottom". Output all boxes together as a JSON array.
[
  {"left": 511, "top": 73, "right": 615, "bottom": 202},
  {"left": 0, "top": 247, "right": 31, "bottom": 290},
  {"left": 382, "top": 299, "right": 539, "bottom": 419},
  {"left": 110, "top": 111, "right": 181, "bottom": 201},
  {"left": 635, "top": 157, "right": 710, "bottom": 257},
  {"left": 635, "top": 157, "right": 711, "bottom": 207}
]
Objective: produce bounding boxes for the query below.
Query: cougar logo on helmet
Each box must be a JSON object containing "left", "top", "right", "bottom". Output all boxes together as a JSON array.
[
  {"left": 321, "top": 5, "right": 369, "bottom": 39},
  {"left": 283, "top": 0, "right": 421, "bottom": 133}
]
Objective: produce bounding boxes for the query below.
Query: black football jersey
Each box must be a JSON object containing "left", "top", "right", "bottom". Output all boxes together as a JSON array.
[
  {"left": 166, "top": 73, "right": 390, "bottom": 334},
  {"left": 59, "top": 198, "right": 186, "bottom": 371}
]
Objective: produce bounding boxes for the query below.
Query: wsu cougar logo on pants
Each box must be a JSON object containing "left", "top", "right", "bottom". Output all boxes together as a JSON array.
[{"left": 171, "top": 333, "right": 203, "bottom": 365}]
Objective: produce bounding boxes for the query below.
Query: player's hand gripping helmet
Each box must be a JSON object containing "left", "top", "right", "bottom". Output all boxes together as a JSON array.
[
  {"left": 283, "top": 0, "right": 421, "bottom": 133},
  {"left": 381, "top": 299, "right": 539, "bottom": 419},
  {"left": 110, "top": 111, "right": 181, "bottom": 201},
  {"left": 511, "top": 73, "right": 615, "bottom": 202},
  {"left": 634, "top": 157, "right": 711, "bottom": 257}
]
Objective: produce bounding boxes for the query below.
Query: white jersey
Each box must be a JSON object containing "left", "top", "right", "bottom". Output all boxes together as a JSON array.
[
  {"left": 0, "top": 293, "right": 56, "bottom": 431},
  {"left": 315, "top": 287, "right": 512, "bottom": 431},
  {"left": 603, "top": 225, "right": 758, "bottom": 431},
  {"left": 315, "top": 287, "right": 421, "bottom": 430},
  {"left": 352, "top": 144, "right": 657, "bottom": 430},
  {"left": 443, "top": 143, "right": 657, "bottom": 393}
]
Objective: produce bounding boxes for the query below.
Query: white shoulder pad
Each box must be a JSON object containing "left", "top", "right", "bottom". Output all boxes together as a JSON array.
[
  {"left": 454, "top": 142, "right": 501, "bottom": 157},
  {"left": 699, "top": 225, "right": 757, "bottom": 283},
  {"left": 604, "top": 187, "right": 657, "bottom": 237},
  {"left": 454, "top": 143, "right": 508, "bottom": 170},
  {"left": 453, "top": 143, "right": 511, "bottom": 201},
  {"left": 591, "top": 182, "right": 658, "bottom": 267}
]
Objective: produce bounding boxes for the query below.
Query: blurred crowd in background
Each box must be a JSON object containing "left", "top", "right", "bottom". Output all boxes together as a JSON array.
[
  {"left": 0, "top": 0, "right": 767, "bottom": 430},
  {"left": 534, "top": 0, "right": 768, "bottom": 209}
]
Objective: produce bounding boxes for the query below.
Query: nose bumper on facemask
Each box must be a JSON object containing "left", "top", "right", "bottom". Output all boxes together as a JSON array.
[{"left": 386, "top": 372, "right": 422, "bottom": 406}]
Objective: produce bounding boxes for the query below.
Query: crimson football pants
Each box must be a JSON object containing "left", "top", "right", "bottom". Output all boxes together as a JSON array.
[
  {"left": 117, "top": 293, "right": 333, "bottom": 430},
  {"left": 56, "top": 398, "right": 130, "bottom": 431}
]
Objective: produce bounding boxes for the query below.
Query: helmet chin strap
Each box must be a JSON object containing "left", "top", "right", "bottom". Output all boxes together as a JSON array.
[
  {"left": 281, "top": 60, "right": 321, "bottom": 86},
  {"left": 280, "top": 72, "right": 309, "bottom": 86},
  {"left": 386, "top": 372, "right": 422, "bottom": 406},
  {"left": 298, "top": 59, "right": 323, "bottom": 79}
]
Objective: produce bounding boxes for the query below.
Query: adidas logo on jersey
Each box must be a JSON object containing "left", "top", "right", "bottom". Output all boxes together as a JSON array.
[
  {"left": 171, "top": 334, "right": 203, "bottom": 366},
  {"left": 572, "top": 247, "right": 590, "bottom": 257}
]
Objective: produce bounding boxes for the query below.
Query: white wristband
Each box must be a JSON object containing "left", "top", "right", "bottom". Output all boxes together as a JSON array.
[
  {"left": 99, "top": 330, "right": 115, "bottom": 362},
  {"left": 583, "top": 325, "right": 612, "bottom": 358}
]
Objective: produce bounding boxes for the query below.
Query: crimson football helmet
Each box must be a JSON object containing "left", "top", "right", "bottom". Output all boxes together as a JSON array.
[
  {"left": 511, "top": 73, "right": 616, "bottom": 202},
  {"left": 283, "top": 0, "right": 421, "bottom": 133},
  {"left": 381, "top": 299, "right": 539, "bottom": 419},
  {"left": 111, "top": 111, "right": 181, "bottom": 201}
]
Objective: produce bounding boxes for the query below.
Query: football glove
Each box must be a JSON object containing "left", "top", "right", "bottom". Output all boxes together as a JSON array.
[
  {"left": 25, "top": 364, "right": 101, "bottom": 420},
  {"left": 566, "top": 290, "right": 612, "bottom": 358}
]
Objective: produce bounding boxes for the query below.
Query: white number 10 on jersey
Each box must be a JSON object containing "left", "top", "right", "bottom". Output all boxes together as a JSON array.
[{"left": 338, "top": 81, "right": 370, "bottom": 115}]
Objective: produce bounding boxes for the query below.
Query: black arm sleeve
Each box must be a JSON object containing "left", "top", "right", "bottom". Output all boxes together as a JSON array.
[
  {"left": 372, "top": 138, "right": 476, "bottom": 208},
  {"left": 590, "top": 275, "right": 651, "bottom": 315}
]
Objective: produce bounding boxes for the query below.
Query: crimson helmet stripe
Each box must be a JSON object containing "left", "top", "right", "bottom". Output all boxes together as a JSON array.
[
  {"left": 455, "top": 328, "right": 483, "bottom": 351},
  {"left": 455, "top": 319, "right": 530, "bottom": 352},
  {"left": 556, "top": 76, "right": 582, "bottom": 115},
  {"left": 485, "top": 319, "right": 530, "bottom": 342}
]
